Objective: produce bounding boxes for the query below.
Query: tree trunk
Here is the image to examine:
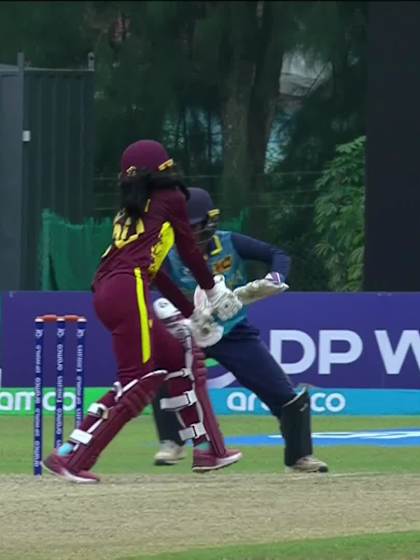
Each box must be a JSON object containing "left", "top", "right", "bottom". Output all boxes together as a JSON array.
[
  {"left": 247, "top": 2, "right": 285, "bottom": 238},
  {"left": 248, "top": 3, "right": 284, "bottom": 178},
  {"left": 219, "top": 1, "right": 256, "bottom": 220},
  {"left": 217, "top": 1, "right": 287, "bottom": 231},
  {"left": 181, "top": 106, "right": 190, "bottom": 175},
  {"left": 207, "top": 108, "right": 213, "bottom": 167},
  {"left": 221, "top": 80, "right": 253, "bottom": 218}
]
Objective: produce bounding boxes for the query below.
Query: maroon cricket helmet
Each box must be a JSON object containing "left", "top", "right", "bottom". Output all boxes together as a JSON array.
[{"left": 120, "top": 140, "right": 174, "bottom": 176}]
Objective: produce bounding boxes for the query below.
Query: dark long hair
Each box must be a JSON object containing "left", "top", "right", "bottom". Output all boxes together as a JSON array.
[{"left": 119, "top": 167, "right": 189, "bottom": 222}]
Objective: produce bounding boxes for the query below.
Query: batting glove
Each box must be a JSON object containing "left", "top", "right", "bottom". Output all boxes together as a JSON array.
[{"left": 205, "top": 274, "right": 243, "bottom": 322}]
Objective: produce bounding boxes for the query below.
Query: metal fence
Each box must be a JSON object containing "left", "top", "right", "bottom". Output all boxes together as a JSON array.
[
  {"left": 0, "top": 53, "right": 95, "bottom": 290},
  {"left": 92, "top": 170, "right": 325, "bottom": 290},
  {"left": 93, "top": 171, "right": 322, "bottom": 232}
]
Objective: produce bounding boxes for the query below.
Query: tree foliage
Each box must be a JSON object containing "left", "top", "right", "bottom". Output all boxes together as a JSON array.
[
  {"left": 264, "top": 1, "right": 366, "bottom": 291},
  {"left": 314, "top": 136, "right": 365, "bottom": 291},
  {"left": 278, "top": 1, "right": 367, "bottom": 172}
]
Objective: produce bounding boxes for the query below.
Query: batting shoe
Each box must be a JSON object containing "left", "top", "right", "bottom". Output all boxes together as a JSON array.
[
  {"left": 42, "top": 451, "right": 100, "bottom": 484},
  {"left": 286, "top": 455, "right": 329, "bottom": 474},
  {"left": 192, "top": 447, "right": 242, "bottom": 472},
  {"left": 154, "top": 440, "right": 187, "bottom": 466}
]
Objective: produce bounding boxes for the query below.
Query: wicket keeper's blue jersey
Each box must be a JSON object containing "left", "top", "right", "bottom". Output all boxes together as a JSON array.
[
  {"left": 165, "top": 230, "right": 291, "bottom": 334},
  {"left": 166, "top": 231, "right": 248, "bottom": 331}
]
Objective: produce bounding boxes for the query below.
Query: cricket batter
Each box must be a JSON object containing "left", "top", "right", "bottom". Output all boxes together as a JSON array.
[
  {"left": 151, "top": 188, "right": 328, "bottom": 473},
  {"left": 43, "top": 140, "right": 243, "bottom": 483}
]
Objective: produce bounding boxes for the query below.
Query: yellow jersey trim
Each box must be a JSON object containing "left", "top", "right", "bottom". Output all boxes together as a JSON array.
[
  {"left": 134, "top": 267, "right": 151, "bottom": 364},
  {"left": 209, "top": 234, "right": 223, "bottom": 256},
  {"left": 148, "top": 221, "right": 175, "bottom": 278}
]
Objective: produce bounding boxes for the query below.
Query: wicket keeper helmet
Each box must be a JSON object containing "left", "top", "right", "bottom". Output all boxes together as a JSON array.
[
  {"left": 187, "top": 188, "right": 220, "bottom": 246},
  {"left": 120, "top": 139, "right": 174, "bottom": 177}
]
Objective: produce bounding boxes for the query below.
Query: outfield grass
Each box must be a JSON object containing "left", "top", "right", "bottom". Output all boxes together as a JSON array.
[
  {"left": 1, "top": 414, "right": 419, "bottom": 475},
  {"left": 2, "top": 415, "right": 420, "bottom": 560},
  {"left": 124, "top": 532, "right": 420, "bottom": 560}
]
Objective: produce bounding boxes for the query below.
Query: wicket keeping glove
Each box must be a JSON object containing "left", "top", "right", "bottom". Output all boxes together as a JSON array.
[{"left": 233, "top": 272, "right": 289, "bottom": 306}]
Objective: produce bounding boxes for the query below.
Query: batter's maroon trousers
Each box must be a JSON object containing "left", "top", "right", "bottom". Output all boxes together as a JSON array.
[{"left": 76, "top": 269, "right": 203, "bottom": 442}]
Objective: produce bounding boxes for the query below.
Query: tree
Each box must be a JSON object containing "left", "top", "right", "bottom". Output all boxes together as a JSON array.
[
  {"left": 191, "top": 2, "right": 298, "bottom": 214},
  {"left": 314, "top": 136, "right": 365, "bottom": 291},
  {"left": 0, "top": 1, "right": 92, "bottom": 67},
  {"left": 265, "top": 2, "right": 366, "bottom": 290},
  {"left": 278, "top": 1, "right": 367, "bottom": 172}
]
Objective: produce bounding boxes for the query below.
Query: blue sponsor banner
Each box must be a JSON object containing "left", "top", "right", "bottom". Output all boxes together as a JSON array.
[
  {"left": 1, "top": 291, "right": 420, "bottom": 415},
  {"left": 1, "top": 386, "right": 418, "bottom": 417},
  {"left": 3, "top": 291, "right": 420, "bottom": 390},
  {"left": 209, "top": 388, "right": 420, "bottom": 416}
]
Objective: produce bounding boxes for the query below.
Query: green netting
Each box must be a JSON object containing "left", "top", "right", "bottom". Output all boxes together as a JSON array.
[
  {"left": 220, "top": 208, "right": 249, "bottom": 233},
  {"left": 39, "top": 209, "right": 248, "bottom": 291},
  {"left": 40, "top": 210, "right": 113, "bottom": 290}
]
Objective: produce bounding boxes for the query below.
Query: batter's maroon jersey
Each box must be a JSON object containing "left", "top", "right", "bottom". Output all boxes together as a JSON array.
[
  {"left": 61, "top": 184, "right": 220, "bottom": 474},
  {"left": 94, "top": 188, "right": 214, "bottom": 298}
]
